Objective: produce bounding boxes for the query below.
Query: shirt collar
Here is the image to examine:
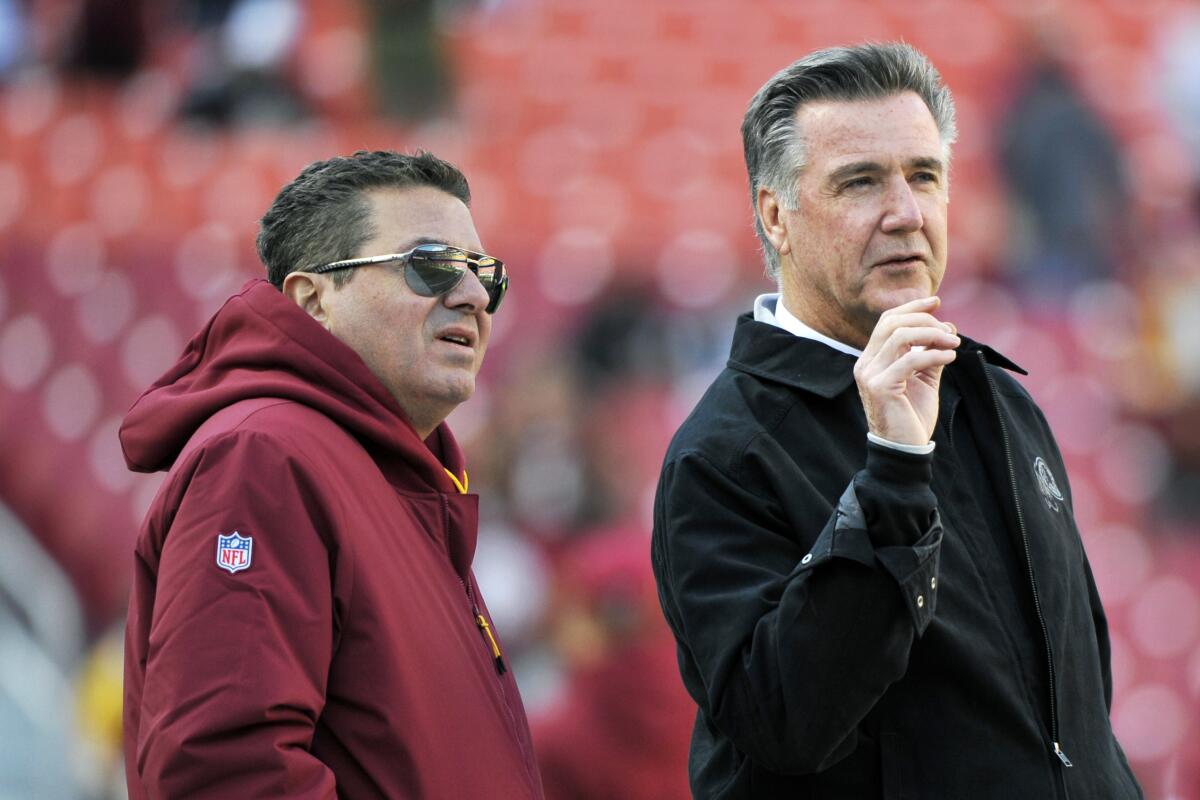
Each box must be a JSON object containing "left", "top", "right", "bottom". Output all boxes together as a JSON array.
[{"left": 752, "top": 293, "right": 864, "bottom": 357}]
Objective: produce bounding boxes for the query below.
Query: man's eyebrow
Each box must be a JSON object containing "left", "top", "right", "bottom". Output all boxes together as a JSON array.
[
  {"left": 908, "top": 156, "right": 945, "bottom": 173},
  {"left": 827, "top": 160, "right": 883, "bottom": 184},
  {"left": 827, "top": 156, "right": 945, "bottom": 185}
]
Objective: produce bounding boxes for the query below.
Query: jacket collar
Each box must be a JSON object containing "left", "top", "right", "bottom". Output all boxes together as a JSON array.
[
  {"left": 958, "top": 335, "right": 1027, "bottom": 375},
  {"left": 726, "top": 312, "right": 1027, "bottom": 398}
]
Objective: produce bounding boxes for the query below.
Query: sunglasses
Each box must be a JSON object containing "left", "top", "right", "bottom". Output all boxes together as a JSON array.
[{"left": 311, "top": 243, "right": 508, "bottom": 314}]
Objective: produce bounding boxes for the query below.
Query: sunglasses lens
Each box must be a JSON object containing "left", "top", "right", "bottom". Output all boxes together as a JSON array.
[
  {"left": 483, "top": 280, "right": 505, "bottom": 313},
  {"left": 408, "top": 245, "right": 507, "bottom": 313},
  {"left": 473, "top": 259, "right": 500, "bottom": 296},
  {"left": 407, "top": 247, "right": 467, "bottom": 296}
]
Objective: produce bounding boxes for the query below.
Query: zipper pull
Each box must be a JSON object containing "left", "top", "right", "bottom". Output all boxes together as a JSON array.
[
  {"left": 474, "top": 607, "right": 507, "bottom": 675},
  {"left": 1053, "top": 742, "right": 1073, "bottom": 767}
]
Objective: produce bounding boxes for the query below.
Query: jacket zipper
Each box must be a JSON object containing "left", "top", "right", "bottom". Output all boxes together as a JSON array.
[
  {"left": 439, "top": 494, "right": 508, "bottom": 676},
  {"left": 466, "top": 581, "right": 508, "bottom": 675},
  {"left": 436, "top": 495, "right": 538, "bottom": 797},
  {"left": 979, "top": 352, "right": 1072, "bottom": 770}
]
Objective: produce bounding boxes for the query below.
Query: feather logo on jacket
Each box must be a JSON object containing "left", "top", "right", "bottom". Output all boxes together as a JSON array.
[{"left": 1033, "top": 457, "right": 1065, "bottom": 512}]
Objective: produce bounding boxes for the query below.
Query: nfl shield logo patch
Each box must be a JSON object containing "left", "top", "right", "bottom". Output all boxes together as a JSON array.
[{"left": 216, "top": 532, "right": 253, "bottom": 574}]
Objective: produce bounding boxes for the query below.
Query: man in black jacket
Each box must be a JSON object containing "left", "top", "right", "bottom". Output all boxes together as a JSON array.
[{"left": 651, "top": 43, "right": 1143, "bottom": 799}]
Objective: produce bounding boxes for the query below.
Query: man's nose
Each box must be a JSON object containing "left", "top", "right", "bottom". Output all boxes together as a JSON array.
[{"left": 880, "top": 178, "right": 924, "bottom": 233}]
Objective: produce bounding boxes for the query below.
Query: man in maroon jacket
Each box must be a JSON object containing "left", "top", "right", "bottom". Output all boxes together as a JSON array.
[{"left": 120, "top": 150, "right": 544, "bottom": 798}]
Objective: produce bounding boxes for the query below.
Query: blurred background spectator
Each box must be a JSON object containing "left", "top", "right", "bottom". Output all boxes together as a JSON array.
[
  {"left": 173, "top": 0, "right": 309, "bottom": 126},
  {"left": 361, "top": 0, "right": 455, "bottom": 120},
  {"left": 997, "top": 25, "right": 1132, "bottom": 302},
  {"left": 0, "top": 0, "right": 27, "bottom": 78},
  {"left": 531, "top": 527, "right": 693, "bottom": 800},
  {"left": 1, "top": 0, "right": 1198, "bottom": 797},
  {"left": 61, "top": 0, "right": 150, "bottom": 81}
]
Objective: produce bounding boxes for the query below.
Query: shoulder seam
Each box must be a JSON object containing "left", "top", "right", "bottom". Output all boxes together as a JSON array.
[
  {"left": 668, "top": 447, "right": 778, "bottom": 506},
  {"left": 187, "top": 403, "right": 351, "bottom": 482}
]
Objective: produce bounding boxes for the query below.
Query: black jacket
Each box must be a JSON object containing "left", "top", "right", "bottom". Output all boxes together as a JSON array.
[{"left": 651, "top": 313, "right": 1142, "bottom": 799}]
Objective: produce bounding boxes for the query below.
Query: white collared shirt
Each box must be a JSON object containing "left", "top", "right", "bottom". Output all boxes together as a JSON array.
[{"left": 753, "top": 293, "right": 864, "bottom": 357}]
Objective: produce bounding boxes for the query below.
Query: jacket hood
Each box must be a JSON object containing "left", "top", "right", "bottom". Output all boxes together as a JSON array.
[{"left": 120, "top": 278, "right": 466, "bottom": 495}]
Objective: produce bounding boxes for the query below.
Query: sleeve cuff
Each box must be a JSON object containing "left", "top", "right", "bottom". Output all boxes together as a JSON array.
[
  {"left": 864, "top": 441, "right": 934, "bottom": 492},
  {"left": 794, "top": 485, "right": 943, "bottom": 636},
  {"left": 876, "top": 522, "right": 943, "bottom": 635}
]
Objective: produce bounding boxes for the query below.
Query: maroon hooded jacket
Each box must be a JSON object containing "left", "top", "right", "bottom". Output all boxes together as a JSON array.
[{"left": 120, "top": 279, "right": 543, "bottom": 799}]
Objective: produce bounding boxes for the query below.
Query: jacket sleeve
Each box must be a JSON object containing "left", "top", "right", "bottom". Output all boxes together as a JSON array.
[
  {"left": 133, "top": 431, "right": 339, "bottom": 799},
  {"left": 652, "top": 440, "right": 942, "bottom": 775}
]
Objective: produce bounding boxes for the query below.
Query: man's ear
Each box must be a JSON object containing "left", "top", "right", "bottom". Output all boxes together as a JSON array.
[
  {"left": 282, "top": 272, "right": 331, "bottom": 329},
  {"left": 757, "top": 186, "right": 792, "bottom": 258}
]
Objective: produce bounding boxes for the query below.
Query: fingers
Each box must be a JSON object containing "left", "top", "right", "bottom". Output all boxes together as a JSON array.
[
  {"left": 874, "top": 325, "right": 960, "bottom": 366},
  {"left": 856, "top": 339, "right": 957, "bottom": 389},
  {"left": 854, "top": 296, "right": 958, "bottom": 445},
  {"left": 859, "top": 318, "right": 959, "bottom": 372},
  {"left": 873, "top": 346, "right": 957, "bottom": 387},
  {"left": 861, "top": 296, "right": 957, "bottom": 363}
]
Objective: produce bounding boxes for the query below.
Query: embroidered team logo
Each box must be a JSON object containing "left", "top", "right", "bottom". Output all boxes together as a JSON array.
[
  {"left": 1033, "top": 457, "right": 1065, "bottom": 513},
  {"left": 216, "top": 532, "right": 253, "bottom": 573}
]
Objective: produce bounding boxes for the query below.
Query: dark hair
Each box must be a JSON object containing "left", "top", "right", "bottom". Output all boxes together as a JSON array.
[
  {"left": 257, "top": 149, "right": 472, "bottom": 288},
  {"left": 742, "top": 43, "right": 957, "bottom": 278}
]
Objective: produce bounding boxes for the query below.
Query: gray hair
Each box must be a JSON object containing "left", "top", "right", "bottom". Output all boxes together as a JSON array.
[{"left": 742, "top": 42, "right": 958, "bottom": 278}]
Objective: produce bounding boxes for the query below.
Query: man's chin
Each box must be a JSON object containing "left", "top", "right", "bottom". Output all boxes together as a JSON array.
[
  {"left": 871, "top": 286, "right": 935, "bottom": 314},
  {"left": 446, "top": 374, "right": 478, "bottom": 406}
]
